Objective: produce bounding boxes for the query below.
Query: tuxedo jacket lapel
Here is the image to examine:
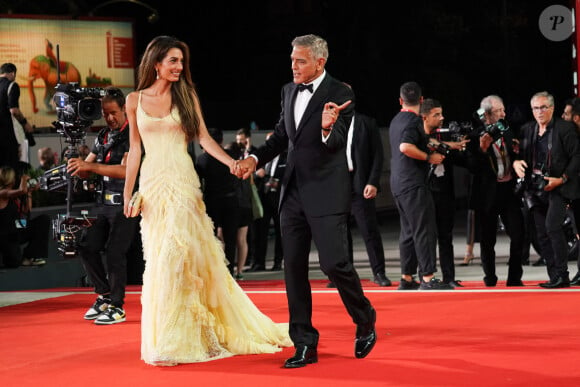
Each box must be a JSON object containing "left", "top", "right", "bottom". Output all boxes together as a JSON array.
[{"left": 285, "top": 85, "right": 300, "bottom": 141}]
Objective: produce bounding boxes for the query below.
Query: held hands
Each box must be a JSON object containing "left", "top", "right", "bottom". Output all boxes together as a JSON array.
[
  {"left": 322, "top": 100, "right": 352, "bottom": 130},
  {"left": 235, "top": 157, "right": 257, "bottom": 180}
]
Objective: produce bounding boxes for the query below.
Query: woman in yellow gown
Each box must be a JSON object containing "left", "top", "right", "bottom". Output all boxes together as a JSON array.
[{"left": 123, "top": 35, "right": 291, "bottom": 366}]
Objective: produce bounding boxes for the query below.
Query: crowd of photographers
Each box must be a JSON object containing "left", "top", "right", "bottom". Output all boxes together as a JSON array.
[{"left": 420, "top": 89, "right": 580, "bottom": 288}]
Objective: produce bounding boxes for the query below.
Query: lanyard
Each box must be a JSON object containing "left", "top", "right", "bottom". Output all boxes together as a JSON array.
[{"left": 104, "top": 121, "right": 128, "bottom": 163}]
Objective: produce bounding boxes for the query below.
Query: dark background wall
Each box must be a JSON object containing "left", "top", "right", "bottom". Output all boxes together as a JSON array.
[{"left": 3, "top": 0, "right": 576, "bottom": 131}]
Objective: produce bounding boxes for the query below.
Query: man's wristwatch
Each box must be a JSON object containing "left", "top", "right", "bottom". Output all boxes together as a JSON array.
[{"left": 561, "top": 174, "right": 568, "bottom": 184}]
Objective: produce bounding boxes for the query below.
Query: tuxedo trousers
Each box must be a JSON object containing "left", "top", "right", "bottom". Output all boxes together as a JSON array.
[{"left": 280, "top": 180, "right": 372, "bottom": 347}]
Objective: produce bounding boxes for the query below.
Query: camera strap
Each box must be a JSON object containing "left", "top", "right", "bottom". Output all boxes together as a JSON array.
[{"left": 531, "top": 123, "right": 553, "bottom": 172}]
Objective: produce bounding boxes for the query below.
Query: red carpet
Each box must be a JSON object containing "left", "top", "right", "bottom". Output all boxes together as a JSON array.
[{"left": 1, "top": 282, "right": 579, "bottom": 387}]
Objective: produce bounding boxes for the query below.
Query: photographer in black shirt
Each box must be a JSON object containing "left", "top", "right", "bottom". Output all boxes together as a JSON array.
[
  {"left": 422, "top": 98, "right": 471, "bottom": 288},
  {"left": 67, "top": 87, "right": 140, "bottom": 324},
  {"left": 513, "top": 91, "right": 580, "bottom": 288}
]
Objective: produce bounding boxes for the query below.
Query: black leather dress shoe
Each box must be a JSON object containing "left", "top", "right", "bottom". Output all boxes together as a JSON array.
[
  {"left": 570, "top": 272, "right": 580, "bottom": 286},
  {"left": 373, "top": 273, "right": 392, "bottom": 287},
  {"left": 355, "top": 307, "right": 376, "bottom": 359},
  {"left": 506, "top": 280, "right": 524, "bottom": 287},
  {"left": 283, "top": 345, "right": 318, "bottom": 368},
  {"left": 446, "top": 280, "right": 464, "bottom": 288},
  {"left": 539, "top": 277, "right": 570, "bottom": 289},
  {"left": 483, "top": 276, "right": 498, "bottom": 287},
  {"left": 270, "top": 263, "right": 282, "bottom": 271}
]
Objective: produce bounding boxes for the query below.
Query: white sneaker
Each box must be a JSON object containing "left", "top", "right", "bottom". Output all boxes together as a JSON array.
[
  {"left": 84, "top": 295, "right": 111, "bottom": 320},
  {"left": 94, "top": 306, "right": 126, "bottom": 325}
]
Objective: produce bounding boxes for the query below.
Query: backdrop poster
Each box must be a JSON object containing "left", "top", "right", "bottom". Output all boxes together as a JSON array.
[{"left": 0, "top": 15, "right": 135, "bottom": 129}]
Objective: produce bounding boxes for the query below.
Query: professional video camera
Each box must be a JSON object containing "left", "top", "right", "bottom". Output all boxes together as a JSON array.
[
  {"left": 432, "top": 121, "right": 474, "bottom": 142},
  {"left": 42, "top": 44, "right": 101, "bottom": 257},
  {"left": 52, "top": 82, "right": 105, "bottom": 140},
  {"left": 475, "top": 108, "right": 509, "bottom": 141}
]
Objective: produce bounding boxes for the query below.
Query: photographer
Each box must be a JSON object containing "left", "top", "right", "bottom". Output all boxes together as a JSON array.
[
  {"left": 513, "top": 91, "right": 580, "bottom": 288},
  {"left": 422, "top": 98, "right": 470, "bottom": 288},
  {"left": 467, "top": 95, "right": 525, "bottom": 287},
  {"left": 67, "top": 87, "right": 140, "bottom": 324}
]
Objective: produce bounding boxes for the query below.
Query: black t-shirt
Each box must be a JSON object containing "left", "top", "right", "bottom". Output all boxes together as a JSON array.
[
  {"left": 389, "top": 111, "right": 430, "bottom": 196},
  {"left": 91, "top": 125, "right": 130, "bottom": 195},
  {"left": 533, "top": 127, "right": 550, "bottom": 172}
]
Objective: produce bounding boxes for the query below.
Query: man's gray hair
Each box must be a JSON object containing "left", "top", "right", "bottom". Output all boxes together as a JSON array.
[
  {"left": 480, "top": 95, "right": 503, "bottom": 113},
  {"left": 292, "top": 34, "right": 328, "bottom": 61},
  {"left": 531, "top": 91, "right": 555, "bottom": 107}
]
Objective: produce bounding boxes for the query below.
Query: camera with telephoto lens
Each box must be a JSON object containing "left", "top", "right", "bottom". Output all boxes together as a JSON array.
[
  {"left": 433, "top": 121, "right": 474, "bottom": 142},
  {"left": 52, "top": 82, "right": 105, "bottom": 139},
  {"left": 475, "top": 108, "right": 509, "bottom": 142},
  {"left": 517, "top": 163, "right": 547, "bottom": 194},
  {"left": 529, "top": 163, "right": 548, "bottom": 193},
  {"left": 520, "top": 163, "right": 549, "bottom": 210}
]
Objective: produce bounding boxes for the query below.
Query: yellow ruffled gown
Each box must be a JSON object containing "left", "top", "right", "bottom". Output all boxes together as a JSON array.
[{"left": 136, "top": 92, "right": 291, "bottom": 366}]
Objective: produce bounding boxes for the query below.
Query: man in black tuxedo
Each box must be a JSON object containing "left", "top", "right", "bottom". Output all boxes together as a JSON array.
[
  {"left": 238, "top": 34, "right": 376, "bottom": 368},
  {"left": 468, "top": 95, "right": 525, "bottom": 287},
  {"left": 513, "top": 91, "right": 580, "bottom": 288},
  {"left": 346, "top": 111, "right": 391, "bottom": 286}
]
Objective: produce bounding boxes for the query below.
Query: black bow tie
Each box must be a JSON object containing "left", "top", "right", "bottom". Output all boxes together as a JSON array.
[{"left": 297, "top": 83, "right": 313, "bottom": 93}]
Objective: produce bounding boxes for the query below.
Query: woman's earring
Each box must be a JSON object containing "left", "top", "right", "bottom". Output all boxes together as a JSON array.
[{"left": 155, "top": 69, "right": 159, "bottom": 80}]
